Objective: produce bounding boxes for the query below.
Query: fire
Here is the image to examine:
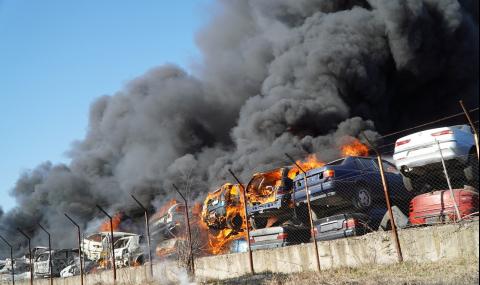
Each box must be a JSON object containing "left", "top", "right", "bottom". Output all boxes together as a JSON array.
[
  {"left": 151, "top": 199, "right": 181, "bottom": 221},
  {"left": 341, "top": 138, "right": 369, "bottom": 157},
  {"left": 288, "top": 154, "right": 325, "bottom": 179},
  {"left": 99, "top": 212, "right": 123, "bottom": 232},
  {"left": 201, "top": 183, "right": 247, "bottom": 254}
]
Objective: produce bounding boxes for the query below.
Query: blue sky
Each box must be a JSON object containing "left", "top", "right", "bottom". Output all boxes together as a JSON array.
[{"left": 0, "top": 0, "right": 212, "bottom": 211}]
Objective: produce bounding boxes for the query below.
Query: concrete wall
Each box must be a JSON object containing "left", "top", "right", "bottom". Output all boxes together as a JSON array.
[
  {"left": 4, "top": 221, "right": 478, "bottom": 284},
  {"left": 195, "top": 221, "right": 479, "bottom": 280}
]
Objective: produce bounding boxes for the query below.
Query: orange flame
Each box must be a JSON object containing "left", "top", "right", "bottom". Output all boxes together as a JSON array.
[
  {"left": 288, "top": 154, "right": 325, "bottom": 179},
  {"left": 99, "top": 212, "right": 123, "bottom": 232},
  {"left": 201, "top": 183, "right": 246, "bottom": 254},
  {"left": 341, "top": 138, "right": 369, "bottom": 157}
]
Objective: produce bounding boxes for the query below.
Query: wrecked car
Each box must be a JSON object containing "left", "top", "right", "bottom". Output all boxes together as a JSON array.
[
  {"left": 246, "top": 168, "right": 296, "bottom": 229},
  {"left": 82, "top": 232, "right": 137, "bottom": 262},
  {"left": 113, "top": 234, "right": 145, "bottom": 267},
  {"left": 393, "top": 125, "right": 477, "bottom": 192},
  {"left": 150, "top": 201, "right": 186, "bottom": 241},
  {"left": 33, "top": 249, "right": 78, "bottom": 277},
  {"left": 293, "top": 156, "right": 412, "bottom": 218},
  {"left": 201, "top": 183, "right": 245, "bottom": 234},
  {"left": 249, "top": 223, "right": 310, "bottom": 251}
]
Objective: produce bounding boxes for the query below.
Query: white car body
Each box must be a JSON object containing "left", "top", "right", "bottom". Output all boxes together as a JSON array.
[
  {"left": 393, "top": 125, "right": 475, "bottom": 173},
  {"left": 113, "top": 234, "right": 143, "bottom": 268},
  {"left": 82, "top": 232, "right": 136, "bottom": 261},
  {"left": 33, "top": 249, "right": 77, "bottom": 277}
]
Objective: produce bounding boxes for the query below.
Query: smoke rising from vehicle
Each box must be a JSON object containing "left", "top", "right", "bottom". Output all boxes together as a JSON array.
[{"left": 0, "top": 0, "right": 477, "bottom": 253}]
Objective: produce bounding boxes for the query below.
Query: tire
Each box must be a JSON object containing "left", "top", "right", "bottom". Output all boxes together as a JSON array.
[
  {"left": 250, "top": 217, "right": 267, "bottom": 229},
  {"left": 464, "top": 152, "right": 479, "bottom": 184},
  {"left": 226, "top": 213, "right": 243, "bottom": 231},
  {"left": 402, "top": 175, "right": 415, "bottom": 192},
  {"left": 352, "top": 187, "right": 372, "bottom": 210}
]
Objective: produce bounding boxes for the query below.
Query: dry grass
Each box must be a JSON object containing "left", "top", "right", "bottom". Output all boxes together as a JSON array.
[{"left": 202, "top": 258, "right": 479, "bottom": 285}]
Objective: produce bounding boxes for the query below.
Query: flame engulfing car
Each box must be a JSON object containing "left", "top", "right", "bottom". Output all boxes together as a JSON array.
[
  {"left": 150, "top": 200, "right": 186, "bottom": 241},
  {"left": 201, "top": 183, "right": 245, "bottom": 233},
  {"left": 246, "top": 168, "right": 296, "bottom": 229}
]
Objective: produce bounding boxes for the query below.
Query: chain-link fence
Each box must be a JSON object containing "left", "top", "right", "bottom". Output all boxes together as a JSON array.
[{"left": 1, "top": 117, "right": 479, "bottom": 284}]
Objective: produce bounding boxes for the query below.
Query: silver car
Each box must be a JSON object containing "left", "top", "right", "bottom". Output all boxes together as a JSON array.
[{"left": 393, "top": 124, "right": 477, "bottom": 191}]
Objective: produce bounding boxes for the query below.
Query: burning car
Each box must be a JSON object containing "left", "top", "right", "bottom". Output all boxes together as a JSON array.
[
  {"left": 202, "top": 183, "right": 245, "bottom": 233},
  {"left": 293, "top": 156, "right": 412, "bottom": 218},
  {"left": 246, "top": 168, "right": 295, "bottom": 229},
  {"left": 150, "top": 200, "right": 186, "bottom": 241}
]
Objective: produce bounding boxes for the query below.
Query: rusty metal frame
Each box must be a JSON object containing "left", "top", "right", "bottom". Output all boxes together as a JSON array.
[
  {"left": 0, "top": 234, "right": 15, "bottom": 285},
  {"left": 130, "top": 195, "right": 154, "bottom": 278},
  {"left": 362, "top": 134, "right": 403, "bottom": 263},
  {"left": 64, "top": 213, "right": 84, "bottom": 285},
  {"left": 37, "top": 224, "right": 53, "bottom": 285},
  {"left": 16, "top": 229, "right": 33, "bottom": 285},
  {"left": 172, "top": 184, "right": 195, "bottom": 277},
  {"left": 228, "top": 169, "right": 255, "bottom": 275},
  {"left": 95, "top": 205, "right": 117, "bottom": 282},
  {"left": 285, "top": 153, "right": 321, "bottom": 272}
]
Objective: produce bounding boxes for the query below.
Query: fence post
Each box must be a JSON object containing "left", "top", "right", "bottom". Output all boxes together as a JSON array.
[
  {"left": 285, "top": 153, "right": 321, "bottom": 272},
  {"left": 362, "top": 135, "right": 404, "bottom": 263},
  {"left": 95, "top": 205, "right": 117, "bottom": 283},
  {"left": 459, "top": 100, "right": 479, "bottom": 161},
  {"left": 172, "top": 184, "right": 195, "bottom": 277},
  {"left": 37, "top": 224, "right": 53, "bottom": 285},
  {"left": 130, "top": 195, "right": 154, "bottom": 278},
  {"left": 16, "top": 229, "right": 33, "bottom": 285},
  {"left": 64, "top": 213, "right": 84, "bottom": 285},
  {"left": 228, "top": 169, "right": 255, "bottom": 275},
  {"left": 0, "top": 234, "right": 15, "bottom": 285},
  {"left": 435, "top": 140, "right": 462, "bottom": 221}
]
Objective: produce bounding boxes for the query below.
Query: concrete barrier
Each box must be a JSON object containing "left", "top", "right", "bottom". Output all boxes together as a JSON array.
[
  {"left": 195, "top": 221, "right": 479, "bottom": 280},
  {"left": 3, "top": 221, "right": 478, "bottom": 284}
]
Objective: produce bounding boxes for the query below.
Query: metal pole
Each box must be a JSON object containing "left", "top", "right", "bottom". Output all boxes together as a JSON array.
[
  {"left": 228, "top": 169, "right": 255, "bottom": 275},
  {"left": 362, "top": 134, "right": 403, "bottom": 263},
  {"left": 0, "top": 234, "right": 15, "bottom": 285},
  {"left": 64, "top": 213, "right": 84, "bottom": 285},
  {"left": 172, "top": 184, "right": 195, "bottom": 277},
  {"left": 459, "top": 100, "right": 479, "bottom": 160},
  {"left": 285, "top": 153, "right": 321, "bottom": 272},
  {"left": 37, "top": 224, "right": 52, "bottom": 285},
  {"left": 435, "top": 140, "right": 462, "bottom": 221},
  {"left": 16, "top": 229, "right": 33, "bottom": 285},
  {"left": 130, "top": 195, "right": 153, "bottom": 278},
  {"left": 96, "top": 205, "right": 117, "bottom": 282}
]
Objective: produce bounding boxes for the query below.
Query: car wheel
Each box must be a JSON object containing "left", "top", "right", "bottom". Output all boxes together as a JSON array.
[
  {"left": 352, "top": 187, "right": 372, "bottom": 210},
  {"left": 226, "top": 213, "right": 243, "bottom": 231},
  {"left": 250, "top": 217, "right": 267, "bottom": 229},
  {"left": 402, "top": 175, "right": 415, "bottom": 192}
]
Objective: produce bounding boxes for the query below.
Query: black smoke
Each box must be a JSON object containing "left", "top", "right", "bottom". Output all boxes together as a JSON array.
[{"left": 0, "top": 0, "right": 477, "bottom": 254}]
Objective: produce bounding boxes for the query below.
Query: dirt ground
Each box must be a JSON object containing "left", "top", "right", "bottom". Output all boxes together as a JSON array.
[{"left": 200, "top": 258, "right": 479, "bottom": 285}]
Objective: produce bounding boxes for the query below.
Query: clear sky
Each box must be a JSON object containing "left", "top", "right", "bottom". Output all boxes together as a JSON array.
[{"left": 0, "top": 0, "right": 211, "bottom": 212}]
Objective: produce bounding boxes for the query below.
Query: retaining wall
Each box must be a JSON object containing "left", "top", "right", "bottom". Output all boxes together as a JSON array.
[{"left": 3, "top": 221, "right": 478, "bottom": 284}]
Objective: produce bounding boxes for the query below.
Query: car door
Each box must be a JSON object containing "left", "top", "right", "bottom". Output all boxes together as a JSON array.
[{"left": 354, "top": 158, "right": 383, "bottom": 195}]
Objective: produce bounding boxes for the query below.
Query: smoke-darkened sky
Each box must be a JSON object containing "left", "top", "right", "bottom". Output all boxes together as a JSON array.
[
  {"left": 0, "top": 0, "right": 478, "bottom": 254},
  {"left": 0, "top": 0, "right": 212, "bottom": 212}
]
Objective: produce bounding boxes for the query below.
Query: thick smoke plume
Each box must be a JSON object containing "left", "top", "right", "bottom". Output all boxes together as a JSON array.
[{"left": 0, "top": 0, "right": 477, "bottom": 254}]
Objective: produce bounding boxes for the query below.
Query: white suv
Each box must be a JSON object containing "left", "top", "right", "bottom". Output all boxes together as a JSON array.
[{"left": 393, "top": 125, "right": 477, "bottom": 192}]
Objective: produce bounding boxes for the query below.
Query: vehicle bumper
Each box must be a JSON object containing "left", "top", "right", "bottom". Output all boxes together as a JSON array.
[
  {"left": 315, "top": 228, "right": 366, "bottom": 241},
  {"left": 250, "top": 241, "right": 296, "bottom": 251},
  {"left": 394, "top": 142, "right": 469, "bottom": 170}
]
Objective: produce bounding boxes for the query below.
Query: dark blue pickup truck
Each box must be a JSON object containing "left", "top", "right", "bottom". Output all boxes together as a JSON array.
[{"left": 292, "top": 156, "right": 412, "bottom": 217}]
